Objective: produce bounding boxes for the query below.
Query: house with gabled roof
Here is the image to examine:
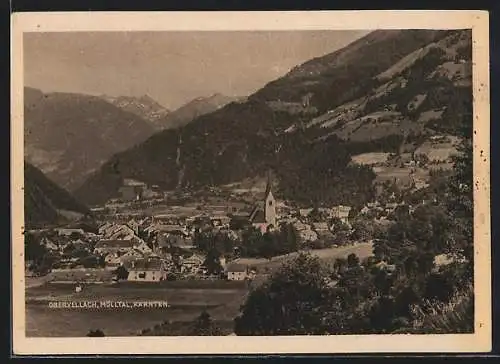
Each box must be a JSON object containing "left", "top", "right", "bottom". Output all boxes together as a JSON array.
[
  {"left": 180, "top": 253, "right": 205, "bottom": 273},
  {"left": 330, "top": 205, "right": 352, "bottom": 226},
  {"left": 94, "top": 239, "right": 136, "bottom": 256},
  {"left": 119, "top": 248, "right": 147, "bottom": 268},
  {"left": 134, "top": 241, "right": 153, "bottom": 255},
  {"left": 40, "top": 237, "right": 59, "bottom": 252},
  {"left": 126, "top": 219, "right": 140, "bottom": 235},
  {"left": 225, "top": 262, "right": 257, "bottom": 281},
  {"left": 128, "top": 257, "right": 167, "bottom": 282}
]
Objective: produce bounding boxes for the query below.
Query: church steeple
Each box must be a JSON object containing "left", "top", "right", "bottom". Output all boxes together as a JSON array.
[{"left": 264, "top": 170, "right": 276, "bottom": 227}]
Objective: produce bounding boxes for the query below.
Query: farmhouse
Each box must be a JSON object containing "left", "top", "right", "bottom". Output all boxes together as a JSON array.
[
  {"left": 226, "top": 263, "right": 249, "bottom": 281},
  {"left": 299, "top": 208, "right": 314, "bottom": 217},
  {"left": 99, "top": 223, "right": 138, "bottom": 240},
  {"left": 210, "top": 215, "right": 231, "bottom": 227},
  {"left": 119, "top": 178, "right": 148, "bottom": 201},
  {"left": 104, "top": 253, "right": 122, "bottom": 268},
  {"left": 128, "top": 257, "right": 167, "bottom": 282},
  {"left": 180, "top": 254, "right": 205, "bottom": 273},
  {"left": 330, "top": 205, "right": 352, "bottom": 225},
  {"left": 299, "top": 229, "right": 319, "bottom": 242},
  {"left": 120, "top": 248, "right": 146, "bottom": 267},
  {"left": 126, "top": 219, "right": 140, "bottom": 235}
]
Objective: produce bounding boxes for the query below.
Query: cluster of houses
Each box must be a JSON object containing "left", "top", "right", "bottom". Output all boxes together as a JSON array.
[
  {"left": 118, "top": 178, "right": 163, "bottom": 202},
  {"left": 358, "top": 200, "right": 417, "bottom": 220},
  {"left": 31, "top": 171, "right": 437, "bottom": 285},
  {"left": 25, "top": 226, "right": 100, "bottom": 271}
]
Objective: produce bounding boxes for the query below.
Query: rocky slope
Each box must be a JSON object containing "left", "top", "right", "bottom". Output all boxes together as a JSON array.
[
  {"left": 100, "top": 94, "right": 171, "bottom": 130},
  {"left": 24, "top": 162, "right": 90, "bottom": 228}
]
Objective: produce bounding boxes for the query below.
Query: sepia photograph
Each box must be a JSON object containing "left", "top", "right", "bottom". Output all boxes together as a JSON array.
[{"left": 11, "top": 11, "right": 490, "bottom": 355}]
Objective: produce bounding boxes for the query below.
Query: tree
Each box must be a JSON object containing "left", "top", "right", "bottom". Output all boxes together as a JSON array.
[
  {"left": 350, "top": 219, "right": 373, "bottom": 241},
  {"left": 86, "top": 329, "right": 105, "bottom": 337},
  {"left": 81, "top": 255, "right": 100, "bottom": 268},
  {"left": 368, "top": 296, "right": 397, "bottom": 332},
  {"left": 190, "top": 310, "right": 221, "bottom": 336},
  {"left": 277, "top": 223, "right": 299, "bottom": 254},
  {"left": 424, "top": 273, "right": 454, "bottom": 302},
  {"left": 446, "top": 118, "right": 473, "bottom": 266},
  {"left": 203, "top": 248, "right": 223, "bottom": 275},
  {"left": 114, "top": 265, "right": 129, "bottom": 281},
  {"left": 308, "top": 208, "right": 328, "bottom": 223},
  {"left": 333, "top": 257, "right": 347, "bottom": 276},
  {"left": 240, "top": 226, "right": 266, "bottom": 258},
  {"left": 234, "top": 253, "right": 331, "bottom": 335},
  {"left": 393, "top": 205, "right": 410, "bottom": 222},
  {"left": 330, "top": 217, "right": 349, "bottom": 234},
  {"left": 194, "top": 230, "right": 213, "bottom": 252},
  {"left": 69, "top": 231, "right": 81, "bottom": 240},
  {"left": 230, "top": 216, "right": 250, "bottom": 230},
  {"left": 347, "top": 253, "right": 360, "bottom": 268},
  {"left": 261, "top": 232, "right": 278, "bottom": 260},
  {"left": 25, "top": 234, "right": 47, "bottom": 263}
]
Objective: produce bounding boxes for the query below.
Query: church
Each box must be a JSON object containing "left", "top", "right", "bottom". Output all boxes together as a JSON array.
[{"left": 248, "top": 172, "right": 277, "bottom": 234}]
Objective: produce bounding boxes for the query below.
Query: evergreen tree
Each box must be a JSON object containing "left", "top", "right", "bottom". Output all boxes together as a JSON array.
[
  {"left": 190, "top": 311, "right": 221, "bottom": 336},
  {"left": 203, "top": 248, "right": 223, "bottom": 275},
  {"left": 114, "top": 265, "right": 129, "bottom": 281},
  {"left": 234, "top": 253, "right": 331, "bottom": 335}
]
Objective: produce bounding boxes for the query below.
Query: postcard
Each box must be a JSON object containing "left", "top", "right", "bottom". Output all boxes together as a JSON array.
[{"left": 11, "top": 10, "right": 491, "bottom": 355}]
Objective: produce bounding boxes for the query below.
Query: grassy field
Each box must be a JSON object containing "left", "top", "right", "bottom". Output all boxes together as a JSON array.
[
  {"left": 351, "top": 152, "right": 391, "bottom": 166},
  {"left": 240, "top": 241, "right": 374, "bottom": 273},
  {"left": 25, "top": 243, "right": 373, "bottom": 337},
  {"left": 26, "top": 282, "right": 249, "bottom": 337},
  {"left": 373, "top": 166, "right": 429, "bottom": 185}
]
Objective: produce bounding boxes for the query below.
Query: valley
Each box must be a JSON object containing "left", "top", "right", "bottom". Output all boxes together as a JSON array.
[{"left": 22, "top": 28, "right": 474, "bottom": 338}]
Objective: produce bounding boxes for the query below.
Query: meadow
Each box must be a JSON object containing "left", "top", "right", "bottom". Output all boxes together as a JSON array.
[
  {"left": 26, "top": 280, "right": 249, "bottom": 337},
  {"left": 25, "top": 242, "right": 373, "bottom": 337}
]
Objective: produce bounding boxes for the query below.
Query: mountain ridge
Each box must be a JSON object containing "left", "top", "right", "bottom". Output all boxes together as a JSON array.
[
  {"left": 157, "top": 93, "right": 247, "bottom": 130},
  {"left": 24, "top": 162, "right": 90, "bottom": 229},
  {"left": 24, "top": 88, "right": 157, "bottom": 191},
  {"left": 72, "top": 29, "right": 472, "bottom": 207},
  {"left": 100, "top": 94, "right": 171, "bottom": 129}
]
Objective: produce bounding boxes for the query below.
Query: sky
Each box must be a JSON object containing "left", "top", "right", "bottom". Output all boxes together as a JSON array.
[{"left": 24, "top": 30, "right": 369, "bottom": 109}]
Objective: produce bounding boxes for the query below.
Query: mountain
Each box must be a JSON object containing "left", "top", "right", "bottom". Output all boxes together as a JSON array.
[
  {"left": 24, "top": 88, "right": 157, "bottom": 191},
  {"left": 24, "top": 162, "right": 90, "bottom": 229},
  {"left": 158, "top": 93, "right": 247, "bottom": 129},
  {"left": 75, "top": 29, "right": 472, "bottom": 207},
  {"left": 101, "top": 93, "right": 243, "bottom": 130},
  {"left": 100, "top": 94, "right": 171, "bottom": 130}
]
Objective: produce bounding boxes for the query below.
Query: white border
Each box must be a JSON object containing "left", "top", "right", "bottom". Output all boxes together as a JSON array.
[{"left": 11, "top": 10, "right": 491, "bottom": 355}]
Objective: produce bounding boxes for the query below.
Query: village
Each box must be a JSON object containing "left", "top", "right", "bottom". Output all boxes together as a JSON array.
[{"left": 25, "top": 162, "right": 438, "bottom": 289}]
